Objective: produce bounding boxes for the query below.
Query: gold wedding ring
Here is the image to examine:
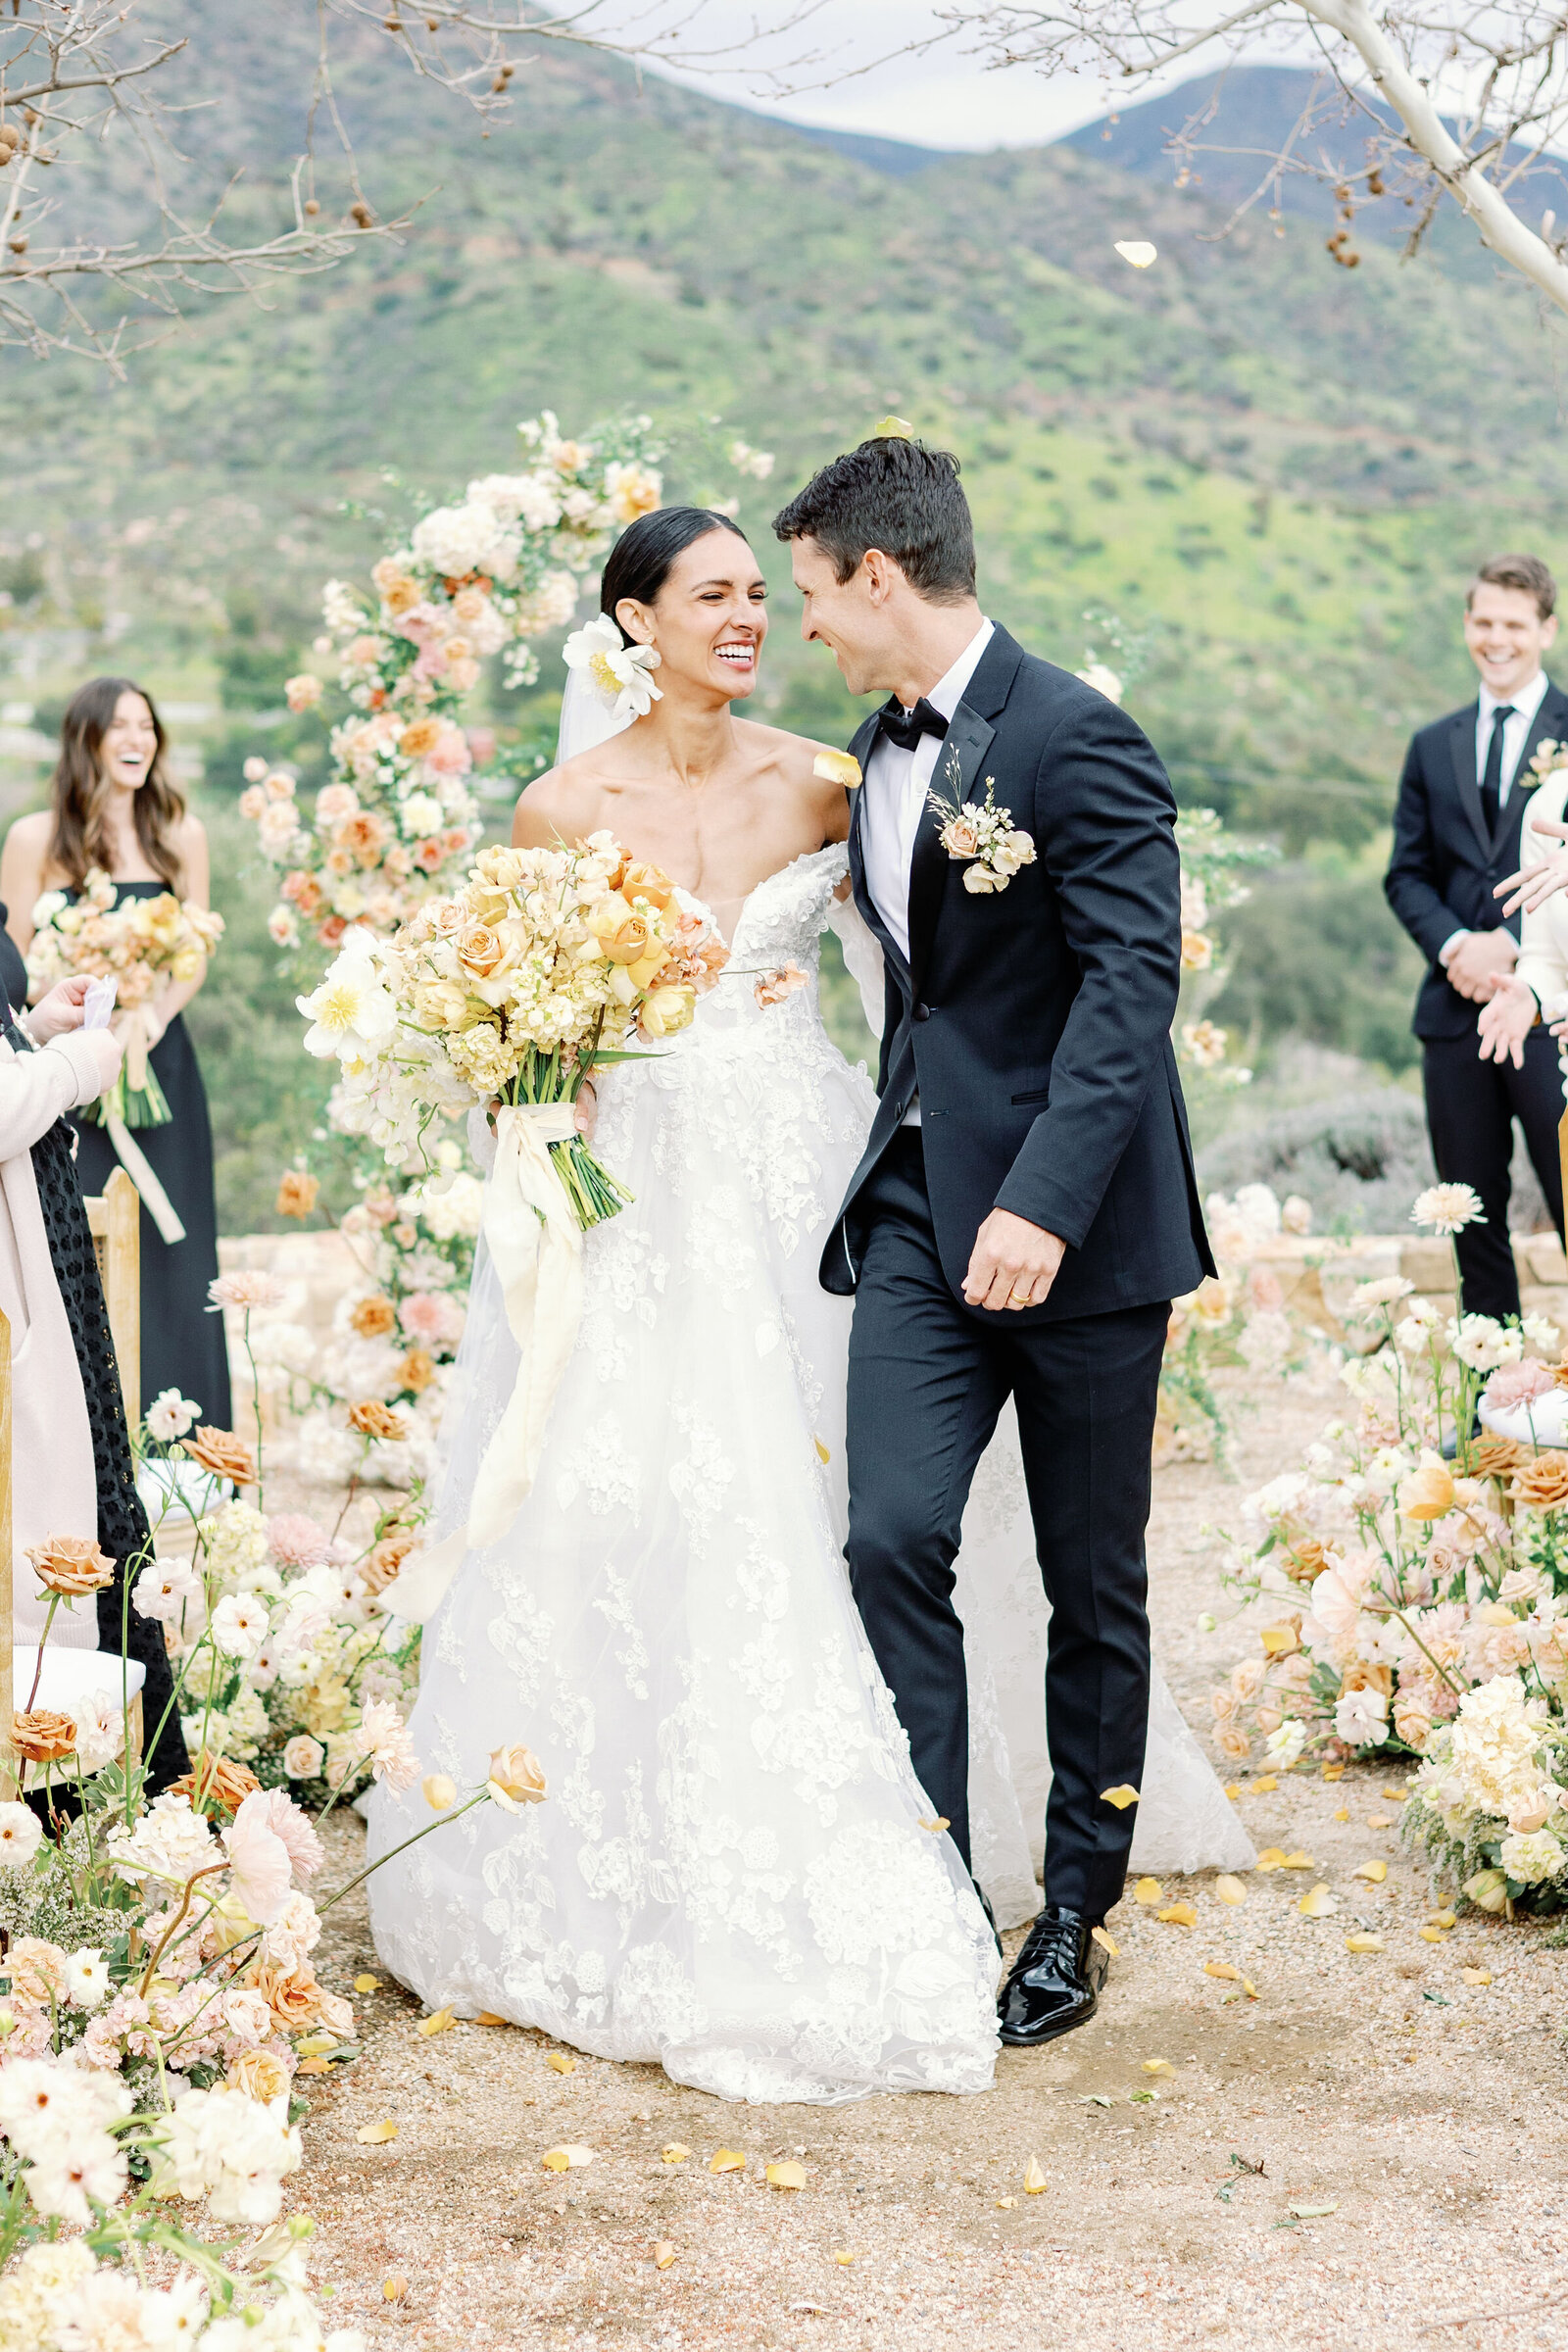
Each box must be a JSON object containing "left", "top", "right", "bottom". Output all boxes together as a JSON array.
[{"left": 1009, "top": 1287, "right": 1031, "bottom": 1305}]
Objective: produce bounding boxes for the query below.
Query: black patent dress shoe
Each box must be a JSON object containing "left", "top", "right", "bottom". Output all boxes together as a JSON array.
[{"left": 997, "top": 1905, "right": 1107, "bottom": 2047}]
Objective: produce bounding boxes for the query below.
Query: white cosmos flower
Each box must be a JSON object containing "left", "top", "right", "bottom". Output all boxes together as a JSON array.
[
  {"left": 63, "top": 1947, "right": 111, "bottom": 2011},
  {"left": 297, "top": 935, "right": 399, "bottom": 1061},
  {"left": 563, "top": 613, "right": 662, "bottom": 722},
  {"left": 0, "top": 1800, "right": 42, "bottom": 1866},
  {"left": 145, "top": 1388, "right": 201, "bottom": 1443},
  {"left": 210, "top": 1592, "right": 270, "bottom": 1661}
]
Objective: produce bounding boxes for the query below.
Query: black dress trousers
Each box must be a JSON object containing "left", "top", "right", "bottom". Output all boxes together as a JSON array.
[
  {"left": 844, "top": 1129, "right": 1169, "bottom": 1925},
  {"left": 1422, "top": 1024, "right": 1565, "bottom": 1323}
]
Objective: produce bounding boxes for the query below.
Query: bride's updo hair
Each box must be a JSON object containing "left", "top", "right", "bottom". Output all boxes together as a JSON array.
[{"left": 600, "top": 506, "right": 750, "bottom": 642}]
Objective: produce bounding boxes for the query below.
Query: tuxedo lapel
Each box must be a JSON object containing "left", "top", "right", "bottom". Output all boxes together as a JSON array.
[
  {"left": 907, "top": 705, "right": 996, "bottom": 1002},
  {"left": 1447, "top": 705, "right": 1490, "bottom": 860}
]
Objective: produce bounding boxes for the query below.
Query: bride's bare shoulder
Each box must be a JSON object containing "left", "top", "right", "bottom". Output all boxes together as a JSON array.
[
  {"left": 733, "top": 718, "right": 857, "bottom": 840},
  {"left": 511, "top": 749, "right": 618, "bottom": 849}
]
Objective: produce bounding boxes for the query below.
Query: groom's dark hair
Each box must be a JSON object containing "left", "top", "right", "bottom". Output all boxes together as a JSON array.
[{"left": 772, "top": 437, "right": 976, "bottom": 605}]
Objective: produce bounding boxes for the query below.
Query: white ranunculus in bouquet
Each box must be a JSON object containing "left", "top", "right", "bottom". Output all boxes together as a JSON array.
[
  {"left": 25, "top": 869, "right": 223, "bottom": 1129},
  {"left": 299, "top": 835, "right": 729, "bottom": 1609}
]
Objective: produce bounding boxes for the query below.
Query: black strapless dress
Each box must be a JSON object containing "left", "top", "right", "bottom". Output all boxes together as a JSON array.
[
  {"left": 0, "top": 904, "right": 186, "bottom": 1791},
  {"left": 67, "top": 880, "right": 231, "bottom": 1428}
]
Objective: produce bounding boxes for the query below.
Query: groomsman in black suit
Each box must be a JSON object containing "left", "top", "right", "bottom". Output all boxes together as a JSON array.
[{"left": 1385, "top": 553, "right": 1568, "bottom": 1320}]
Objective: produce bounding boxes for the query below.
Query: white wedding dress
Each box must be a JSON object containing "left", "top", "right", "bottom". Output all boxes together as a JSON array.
[{"left": 367, "top": 844, "right": 1251, "bottom": 2105}]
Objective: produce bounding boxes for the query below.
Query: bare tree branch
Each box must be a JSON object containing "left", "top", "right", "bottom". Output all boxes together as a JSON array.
[
  {"left": 0, "top": 0, "right": 834, "bottom": 369},
  {"left": 903, "top": 1, "right": 1568, "bottom": 313}
]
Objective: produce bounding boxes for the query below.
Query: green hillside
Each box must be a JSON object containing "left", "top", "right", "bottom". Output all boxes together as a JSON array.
[{"left": 3, "top": 18, "right": 1558, "bottom": 1223}]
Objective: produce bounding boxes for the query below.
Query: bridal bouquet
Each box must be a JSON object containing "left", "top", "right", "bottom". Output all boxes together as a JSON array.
[
  {"left": 25, "top": 870, "right": 223, "bottom": 1127},
  {"left": 299, "top": 836, "right": 729, "bottom": 1603},
  {"left": 300, "top": 833, "right": 728, "bottom": 1224}
]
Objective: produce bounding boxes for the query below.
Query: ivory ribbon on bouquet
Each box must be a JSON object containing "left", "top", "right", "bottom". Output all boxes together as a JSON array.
[
  {"left": 102, "top": 1117, "right": 185, "bottom": 1246},
  {"left": 380, "top": 1101, "right": 584, "bottom": 1623}
]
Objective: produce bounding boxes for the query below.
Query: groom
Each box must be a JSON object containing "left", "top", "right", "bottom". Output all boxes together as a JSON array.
[{"left": 774, "top": 436, "right": 1213, "bottom": 2044}]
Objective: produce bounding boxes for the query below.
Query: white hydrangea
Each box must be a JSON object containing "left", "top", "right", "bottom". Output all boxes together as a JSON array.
[
  {"left": 410, "top": 495, "right": 520, "bottom": 582},
  {"left": 1431, "top": 1675, "right": 1550, "bottom": 1825},
  {"left": 199, "top": 1500, "right": 270, "bottom": 1590},
  {"left": 0, "top": 2237, "right": 96, "bottom": 2352},
  {"left": 108, "top": 1790, "right": 217, "bottom": 1891},
  {"left": 1500, "top": 1826, "right": 1566, "bottom": 1884}
]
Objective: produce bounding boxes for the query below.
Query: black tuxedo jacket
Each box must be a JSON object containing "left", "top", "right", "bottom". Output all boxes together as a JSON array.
[
  {"left": 821, "top": 624, "right": 1214, "bottom": 1319},
  {"left": 1385, "top": 677, "right": 1568, "bottom": 1042}
]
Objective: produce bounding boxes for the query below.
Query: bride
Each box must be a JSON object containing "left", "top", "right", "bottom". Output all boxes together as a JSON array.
[{"left": 367, "top": 506, "right": 1251, "bottom": 2105}]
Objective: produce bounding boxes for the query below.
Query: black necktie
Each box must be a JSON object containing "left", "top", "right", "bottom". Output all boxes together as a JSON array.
[
  {"left": 878, "top": 696, "right": 949, "bottom": 754},
  {"left": 1480, "top": 703, "right": 1516, "bottom": 838}
]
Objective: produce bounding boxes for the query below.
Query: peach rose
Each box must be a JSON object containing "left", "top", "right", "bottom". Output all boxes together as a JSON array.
[
  {"left": 5, "top": 1938, "right": 68, "bottom": 2002},
  {"left": 487, "top": 1743, "right": 547, "bottom": 1804},
  {"left": 229, "top": 2047, "right": 292, "bottom": 2102},
  {"left": 12, "top": 1710, "right": 77, "bottom": 1763},
  {"left": 1512, "top": 1450, "right": 1568, "bottom": 1509},
  {"left": 379, "top": 573, "right": 421, "bottom": 617},
  {"left": 1215, "top": 1724, "right": 1250, "bottom": 1760},
  {"left": 25, "top": 1535, "right": 115, "bottom": 1596},
  {"left": 619, "top": 861, "right": 676, "bottom": 912},
  {"left": 362, "top": 1533, "right": 416, "bottom": 1594},
  {"left": 1470, "top": 1435, "right": 1527, "bottom": 1483},
  {"left": 350, "top": 1296, "right": 398, "bottom": 1341},
  {"left": 398, "top": 1348, "right": 436, "bottom": 1395},
  {"left": 249, "top": 1957, "right": 322, "bottom": 2035},
  {"left": 348, "top": 1400, "right": 408, "bottom": 1443},
  {"left": 181, "top": 1427, "right": 258, "bottom": 1485},
  {"left": 275, "top": 1170, "right": 320, "bottom": 1221},
  {"left": 455, "top": 923, "right": 505, "bottom": 978},
  {"left": 398, "top": 716, "right": 442, "bottom": 760}
]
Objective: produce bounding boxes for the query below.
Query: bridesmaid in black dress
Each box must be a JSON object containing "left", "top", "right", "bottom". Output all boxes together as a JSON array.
[
  {"left": 0, "top": 678, "right": 230, "bottom": 1428},
  {"left": 0, "top": 912, "right": 187, "bottom": 1791}
]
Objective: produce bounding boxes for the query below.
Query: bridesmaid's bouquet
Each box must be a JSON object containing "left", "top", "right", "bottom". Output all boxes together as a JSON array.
[
  {"left": 26, "top": 870, "right": 223, "bottom": 1127},
  {"left": 298, "top": 833, "right": 728, "bottom": 1229}
]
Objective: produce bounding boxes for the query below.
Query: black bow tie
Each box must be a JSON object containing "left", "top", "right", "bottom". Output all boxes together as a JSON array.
[{"left": 877, "top": 696, "right": 949, "bottom": 754}]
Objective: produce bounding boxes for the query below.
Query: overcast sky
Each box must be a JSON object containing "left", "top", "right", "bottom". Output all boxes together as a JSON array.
[{"left": 600, "top": 1, "right": 1255, "bottom": 151}]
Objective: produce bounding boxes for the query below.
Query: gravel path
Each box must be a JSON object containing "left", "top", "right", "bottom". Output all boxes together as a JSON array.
[{"left": 292, "top": 1368, "right": 1568, "bottom": 2351}]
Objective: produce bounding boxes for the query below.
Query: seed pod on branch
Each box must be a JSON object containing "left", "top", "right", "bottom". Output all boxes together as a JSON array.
[{"left": 350, "top": 200, "right": 373, "bottom": 227}]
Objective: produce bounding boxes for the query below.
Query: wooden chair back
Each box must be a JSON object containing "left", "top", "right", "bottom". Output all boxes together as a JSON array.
[{"left": 84, "top": 1165, "right": 140, "bottom": 1431}]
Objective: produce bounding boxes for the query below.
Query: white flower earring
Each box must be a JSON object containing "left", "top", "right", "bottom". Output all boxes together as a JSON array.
[{"left": 563, "top": 613, "right": 662, "bottom": 722}]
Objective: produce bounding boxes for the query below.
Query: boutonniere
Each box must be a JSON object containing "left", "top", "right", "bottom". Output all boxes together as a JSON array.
[
  {"left": 926, "top": 749, "right": 1036, "bottom": 896},
  {"left": 1527, "top": 737, "right": 1568, "bottom": 789}
]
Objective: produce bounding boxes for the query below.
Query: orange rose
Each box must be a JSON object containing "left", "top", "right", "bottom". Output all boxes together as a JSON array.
[
  {"left": 170, "top": 1750, "right": 260, "bottom": 1817},
  {"left": 350, "top": 1296, "right": 398, "bottom": 1340},
  {"left": 398, "top": 716, "right": 442, "bottom": 760},
  {"left": 619, "top": 861, "right": 676, "bottom": 912},
  {"left": 25, "top": 1535, "right": 115, "bottom": 1596},
  {"left": 182, "top": 1427, "right": 258, "bottom": 1485},
  {"left": 12, "top": 1710, "right": 77, "bottom": 1763},
  {"left": 348, "top": 1400, "right": 408, "bottom": 1443},
  {"left": 1281, "top": 1537, "right": 1334, "bottom": 1587},
  {"left": 398, "top": 1348, "right": 435, "bottom": 1395},
  {"left": 275, "top": 1170, "right": 320, "bottom": 1221}
]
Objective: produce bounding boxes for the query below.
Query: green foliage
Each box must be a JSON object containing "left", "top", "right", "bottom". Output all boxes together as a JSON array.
[{"left": 1206, "top": 858, "right": 1427, "bottom": 1074}]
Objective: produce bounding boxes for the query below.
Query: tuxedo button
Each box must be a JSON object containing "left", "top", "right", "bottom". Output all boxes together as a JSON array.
[{"left": 913, "top": 1002, "right": 932, "bottom": 1021}]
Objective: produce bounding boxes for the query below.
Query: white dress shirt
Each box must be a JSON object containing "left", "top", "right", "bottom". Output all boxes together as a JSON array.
[
  {"left": 1440, "top": 665, "right": 1551, "bottom": 969},
  {"left": 858, "top": 618, "right": 994, "bottom": 1125},
  {"left": 1476, "top": 665, "right": 1549, "bottom": 812}
]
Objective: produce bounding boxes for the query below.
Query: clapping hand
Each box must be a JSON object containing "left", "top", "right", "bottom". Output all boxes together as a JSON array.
[
  {"left": 1476, "top": 973, "right": 1539, "bottom": 1069},
  {"left": 1494, "top": 815, "right": 1568, "bottom": 916}
]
